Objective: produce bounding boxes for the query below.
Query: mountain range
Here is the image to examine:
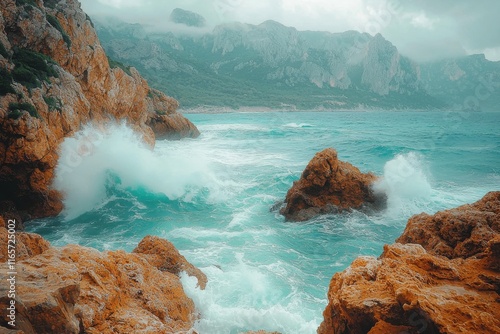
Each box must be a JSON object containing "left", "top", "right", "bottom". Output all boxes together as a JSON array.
[{"left": 94, "top": 9, "right": 500, "bottom": 111}]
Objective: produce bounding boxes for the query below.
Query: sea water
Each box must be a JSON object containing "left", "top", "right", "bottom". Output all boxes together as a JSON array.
[{"left": 28, "top": 111, "right": 500, "bottom": 334}]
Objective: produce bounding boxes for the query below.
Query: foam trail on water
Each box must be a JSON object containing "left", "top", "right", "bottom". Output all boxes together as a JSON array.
[
  {"left": 180, "top": 259, "right": 321, "bottom": 334},
  {"left": 53, "top": 123, "right": 213, "bottom": 220},
  {"left": 373, "top": 152, "right": 432, "bottom": 217}
]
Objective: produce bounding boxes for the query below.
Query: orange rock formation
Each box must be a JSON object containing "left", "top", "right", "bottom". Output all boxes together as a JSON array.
[
  {"left": 0, "top": 220, "right": 204, "bottom": 333},
  {"left": 281, "top": 148, "right": 383, "bottom": 221},
  {"left": 0, "top": 0, "right": 199, "bottom": 220},
  {"left": 318, "top": 191, "right": 500, "bottom": 334}
]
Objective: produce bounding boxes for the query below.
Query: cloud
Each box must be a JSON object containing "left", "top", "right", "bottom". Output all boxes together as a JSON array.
[
  {"left": 96, "top": 0, "right": 142, "bottom": 8},
  {"left": 408, "top": 12, "right": 436, "bottom": 30},
  {"left": 80, "top": 0, "right": 500, "bottom": 62}
]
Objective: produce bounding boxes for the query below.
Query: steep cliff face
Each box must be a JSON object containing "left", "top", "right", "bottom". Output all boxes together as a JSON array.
[
  {"left": 95, "top": 16, "right": 443, "bottom": 110},
  {"left": 0, "top": 218, "right": 205, "bottom": 333},
  {"left": 318, "top": 191, "right": 500, "bottom": 334},
  {"left": 0, "top": 0, "right": 199, "bottom": 219}
]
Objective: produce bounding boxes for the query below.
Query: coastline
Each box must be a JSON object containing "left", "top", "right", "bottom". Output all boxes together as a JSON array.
[{"left": 179, "top": 105, "right": 475, "bottom": 114}]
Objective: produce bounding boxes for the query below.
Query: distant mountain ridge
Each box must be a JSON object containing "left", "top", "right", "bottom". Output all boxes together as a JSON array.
[{"left": 94, "top": 10, "right": 500, "bottom": 111}]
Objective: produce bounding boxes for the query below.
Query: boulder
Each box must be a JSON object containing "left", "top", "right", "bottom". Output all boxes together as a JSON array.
[
  {"left": 133, "top": 235, "right": 207, "bottom": 289},
  {"left": 147, "top": 113, "right": 200, "bottom": 140},
  {"left": 281, "top": 148, "right": 383, "bottom": 221}
]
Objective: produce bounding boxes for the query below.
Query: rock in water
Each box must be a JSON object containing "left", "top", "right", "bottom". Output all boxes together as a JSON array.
[
  {"left": 317, "top": 191, "right": 500, "bottom": 334},
  {"left": 0, "top": 224, "right": 204, "bottom": 334},
  {"left": 133, "top": 235, "right": 207, "bottom": 289},
  {"left": 147, "top": 113, "right": 200, "bottom": 140},
  {"left": 281, "top": 148, "right": 383, "bottom": 221}
]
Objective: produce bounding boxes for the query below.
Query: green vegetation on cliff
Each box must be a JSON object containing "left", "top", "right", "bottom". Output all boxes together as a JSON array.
[
  {"left": 8, "top": 102, "right": 39, "bottom": 119},
  {"left": 12, "top": 48, "right": 58, "bottom": 88},
  {"left": 107, "top": 56, "right": 132, "bottom": 76},
  {"left": 0, "top": 41, "right": 8, "bottom": 58},
  {"left": 46, "top": 14, "right": 71, "bottom": 47},
  {"left": 0, "top": 67, "right": 15, "bottom": 95}
]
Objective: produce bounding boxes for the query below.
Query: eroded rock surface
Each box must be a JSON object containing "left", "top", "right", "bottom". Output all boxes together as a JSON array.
[
  {"left": 0, "top": 0, "right": 199, "bottom": 219},
  {"left": 0, "top": 222, "right": 203, "bottom": 334},
  {"left": 281, "top": 148, "right": 383, "bottom": 221},
  {"left": 317, "top": 192, "right": 500, "bottom": 334}
]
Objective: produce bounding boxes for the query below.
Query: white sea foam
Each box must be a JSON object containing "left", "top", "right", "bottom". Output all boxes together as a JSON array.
[
  {"left": 373, "top": 152, "right": 433, "bottom": 217},
  {"left": 180, "top": 256, "right": 321, "bottom": 334},
  {"left": 283, "top": 122, "right": 313, "bottom": 128},
  {"left": 54, "top": 123, "right": 218, "bottom": 220}
]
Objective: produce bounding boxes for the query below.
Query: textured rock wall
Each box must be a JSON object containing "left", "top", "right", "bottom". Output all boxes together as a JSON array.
[
  {"left": 281, "top": 148, "right": 384, "bottom": 221},
  {"left": 318, "top": 192, "right": 500, "bottom": 334},
  {"left": 0, "top": 0, "right": 199, "bottom": 219},
  {"left": 0, "top": 216, "right": 206, "bottom": 334}
]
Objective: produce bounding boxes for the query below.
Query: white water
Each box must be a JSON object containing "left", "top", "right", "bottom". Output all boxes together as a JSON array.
[{"left": 37, "top": 111, "right": 499, "bottom": 334}]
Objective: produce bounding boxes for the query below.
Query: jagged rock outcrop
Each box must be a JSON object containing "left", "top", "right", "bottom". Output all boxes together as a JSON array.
[
  {"left": 0, "top": 0, "right": 199, "bottom": 220},
  {"left": 396, "top": 191, "right": 500, "bottom": 259},
  {"left": 0, "top": 221, "right": 204, "bottom": 333},
  {"left": 133, "top": 235, "right": 207, "bottom": 289},
  {"left": 317, "top": 191, "right": 500, "bottom": 334},
  {"left": 281, "top": 148, "right": 383, "bottom": 221}
]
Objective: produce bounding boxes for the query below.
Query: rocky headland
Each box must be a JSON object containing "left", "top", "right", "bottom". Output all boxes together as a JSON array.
[
  {"left": 281, "top": 148, "right": 384, "bottom": 221},
  {"left": 317, "top": 191, "right": 500, "bottom": 334},
  {"left": 0, "top": 0, "right": 199, "bottom": 221}
]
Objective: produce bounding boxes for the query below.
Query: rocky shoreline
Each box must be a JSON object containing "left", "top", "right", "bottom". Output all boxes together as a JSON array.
[
  {"left": 317, "top": 191, "right": 500, "bottom": 334},
  {"left": 0, "top": 0, "right": 199, "bottom": 221},
  {"left": 1, "top": 0, "right": 499, "bottom": 333},
  {"left": 0, "top": 217, "right": 205, "bottom": 333}
]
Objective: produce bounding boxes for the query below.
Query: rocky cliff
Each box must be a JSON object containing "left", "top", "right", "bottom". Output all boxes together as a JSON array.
[
  {"left": 420, "top": 54, "right": 500, "bottom": 111},
  {"left": 0, "top": 0, "right": 199, "bottom": 220},
  {"left": 94, "top": 15, "right": 443, "bottom": 110},
  {"left": 281, "top": 148, "right": 384, "bottom": 221},
  {"left": 317, "top": 191, "right": 500, "bottom": 334},
  {"left": 0, "top": 216, "right": 206, "bottom": 334}
]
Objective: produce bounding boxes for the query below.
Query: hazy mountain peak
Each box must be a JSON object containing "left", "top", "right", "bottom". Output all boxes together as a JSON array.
[
  {"left": 169, "top": 8, "right": 206, "bottom": 28},
  {"left": 259, "top": 20, "right": 287, "bottom": 29}
]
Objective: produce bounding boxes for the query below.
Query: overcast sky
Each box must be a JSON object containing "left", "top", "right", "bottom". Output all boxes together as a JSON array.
[{"left": 80, "top": 0, "right": 500, "bottom": 62}]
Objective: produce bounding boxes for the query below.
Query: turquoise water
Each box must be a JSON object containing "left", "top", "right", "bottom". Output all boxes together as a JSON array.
[{"left": 28, "top": 111, "right": 500, "bottom": 333}]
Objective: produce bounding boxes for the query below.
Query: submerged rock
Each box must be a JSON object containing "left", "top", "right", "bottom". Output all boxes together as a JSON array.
[
  {"left": 0, "top": 225, "right": 204, "bottom": 334},
  {"left": 281, "top": 148, "right": 384, "bottom": 221},
  {"left": 317, "top": 191, "right": 500, "bottom": 334}
]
